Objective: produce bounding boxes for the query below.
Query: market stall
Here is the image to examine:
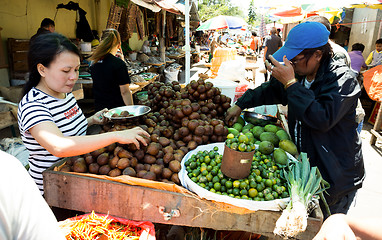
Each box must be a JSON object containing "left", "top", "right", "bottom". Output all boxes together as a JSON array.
[{"left": 43, "top": 78, "right": 325, "bottom": 239}]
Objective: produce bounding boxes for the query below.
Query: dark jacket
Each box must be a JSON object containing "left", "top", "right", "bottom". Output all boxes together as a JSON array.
[
  {"left": 236, "top": 58, "right": 365, "bottom": 205},
  {"left": 30, "top": 28, "right": 51, "bottom": 43}
]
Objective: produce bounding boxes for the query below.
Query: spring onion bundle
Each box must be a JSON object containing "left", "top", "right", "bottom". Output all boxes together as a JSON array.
[{"left": 273, "top": 152, "right": 330, "bottom": 238}]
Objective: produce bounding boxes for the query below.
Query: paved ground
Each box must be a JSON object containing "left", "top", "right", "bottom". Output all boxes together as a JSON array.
[{"left": 181, "top": 55, "right": 382, "bottom": 219}]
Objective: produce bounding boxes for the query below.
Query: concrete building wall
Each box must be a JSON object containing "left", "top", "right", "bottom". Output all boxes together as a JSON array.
[{"left": 349, "top": 8, "right": 382, "bottom": 59}]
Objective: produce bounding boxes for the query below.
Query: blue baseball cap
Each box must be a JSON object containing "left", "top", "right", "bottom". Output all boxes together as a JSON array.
[{"left": 272, "top": 21, "right": 330, "bottom": 62}]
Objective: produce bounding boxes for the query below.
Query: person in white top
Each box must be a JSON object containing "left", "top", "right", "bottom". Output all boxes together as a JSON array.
[
  {"left": 0, "top": 150, "right": 66, "bottom": 240},
  {"left": 18, "top": 33, "right": 149, "bottom": 195}
]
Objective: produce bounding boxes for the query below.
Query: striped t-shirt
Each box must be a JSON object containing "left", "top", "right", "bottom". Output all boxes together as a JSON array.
[{"left": 18, "top": 88, "right": 87, "bottom": 194}]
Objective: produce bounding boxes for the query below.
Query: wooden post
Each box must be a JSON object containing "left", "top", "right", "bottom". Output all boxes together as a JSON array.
[
  {"left": 370, "top": 102, "right": 382, "bottom": 145},
  {"left": 159, "top": 10, "right": 166, "bottom": 63}
]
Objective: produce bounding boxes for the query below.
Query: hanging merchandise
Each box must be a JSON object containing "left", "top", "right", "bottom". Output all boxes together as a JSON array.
[{"left": 56, "top": 1, "right": 94, "bottom": 42}]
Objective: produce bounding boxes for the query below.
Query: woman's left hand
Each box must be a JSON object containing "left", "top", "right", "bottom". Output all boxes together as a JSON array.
[
  {"left": 89, "top": 108, "right": 109, "bottom": 125},
  {"left": 266, "top": 55, "right": 295, "bottom": 85}
]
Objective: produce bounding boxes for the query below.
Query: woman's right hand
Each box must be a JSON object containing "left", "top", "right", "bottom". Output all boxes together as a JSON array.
[
  {"left": 225, "top": 105, "right": 242, "bottom": 127},
  {"left": 115, "top": 127, "right": 150, "bottom": 148}
]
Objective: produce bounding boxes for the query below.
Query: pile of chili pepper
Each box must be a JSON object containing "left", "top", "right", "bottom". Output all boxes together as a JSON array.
[{"left": 60, "top": 211, "right": 142, "bottom": 240}]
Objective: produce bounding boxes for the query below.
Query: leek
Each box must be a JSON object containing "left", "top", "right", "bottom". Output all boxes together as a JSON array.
[{"left": 273, "top": 152, "right": 330, "bottom": 238}]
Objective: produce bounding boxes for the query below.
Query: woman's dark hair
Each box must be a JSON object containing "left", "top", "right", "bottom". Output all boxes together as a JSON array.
[
  {"left": 300, "top": 42, "right": 333, "bottom": 66},
  {"left": 24, "top": 33, "right": 80, "bottom": 96}
]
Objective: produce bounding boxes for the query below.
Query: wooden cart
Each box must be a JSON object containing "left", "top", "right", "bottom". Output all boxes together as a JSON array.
[{"left": 44, "top": 161, "right": 323, "bottom": 239}]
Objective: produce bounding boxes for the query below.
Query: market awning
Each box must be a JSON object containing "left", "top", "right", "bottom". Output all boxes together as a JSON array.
[
  {"left": 130, "top": 0, "right": 161, "bottom": 12},
  {"left": 272, "top": 7, "right": 303, "bottom": 17}
]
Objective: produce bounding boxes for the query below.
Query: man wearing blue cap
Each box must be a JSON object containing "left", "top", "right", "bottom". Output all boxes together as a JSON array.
[{"left": 226, "top": 21, "right": 365, "bottom": 217}]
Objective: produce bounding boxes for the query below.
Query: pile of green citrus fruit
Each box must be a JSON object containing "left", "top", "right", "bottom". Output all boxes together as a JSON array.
[
  {"left": 225, "top": 116, "right": 298, "bottom": 161},
  {"left": 184, "top": 147, "right": 290, "bottom": 201}
]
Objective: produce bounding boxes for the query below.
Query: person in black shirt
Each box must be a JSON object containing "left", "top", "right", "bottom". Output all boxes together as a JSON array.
[
  {"left": 89, "top": 29, "right": 133, "bottom": 111},
  {"left": 30, "top": 18, "right": 55, "bottom": 43}
]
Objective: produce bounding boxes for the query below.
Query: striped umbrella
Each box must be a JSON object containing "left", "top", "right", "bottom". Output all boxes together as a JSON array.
[{"left": 197, "top": 15, "right": 247, "bottom": 31}]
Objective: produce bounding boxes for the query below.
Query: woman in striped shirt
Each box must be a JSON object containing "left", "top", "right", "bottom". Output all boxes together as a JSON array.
[{"left": 18, "top": 33, "right": 149, "bottom": 194}]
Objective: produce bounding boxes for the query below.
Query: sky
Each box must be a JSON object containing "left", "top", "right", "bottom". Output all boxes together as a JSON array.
[{"left": 231, "top": 0, "right": 251, "bottom": 14}]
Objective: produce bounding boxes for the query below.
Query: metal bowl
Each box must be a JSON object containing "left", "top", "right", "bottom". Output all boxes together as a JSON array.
[
  {"left": 243, "top": 110, "right": 278, "bottom": 126},
  {"left": 104, "top": 105, "right": 151, "bottom": 120}
]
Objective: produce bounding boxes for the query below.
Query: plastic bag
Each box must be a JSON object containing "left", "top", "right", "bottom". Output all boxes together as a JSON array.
[
  {"left": 164, "top": 67, "right": 180, "bottom": 83},
  {"left": 216, "top": 58, "right": 246, "bottom": 82},
  {"left": 210, "top": 48, "right": 237, "bottom": 78},
  {"left": 179, "top": 142, "right": 291, "bottom": 212},
  {"left": 0, "top": 138, "right": 29, "bottom": 169}
]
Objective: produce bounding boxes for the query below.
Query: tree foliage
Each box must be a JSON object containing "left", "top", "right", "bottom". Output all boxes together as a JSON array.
[
  {"left": 248, "top": 0, "right": 256, "bottom": 25},
  {"left": 197, "top": 0, "right": 244, "bottom": 22}
]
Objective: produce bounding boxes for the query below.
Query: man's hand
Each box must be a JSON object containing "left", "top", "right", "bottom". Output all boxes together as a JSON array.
[{"left": 225, "top": 105, "right": 242, "bottom": 126}]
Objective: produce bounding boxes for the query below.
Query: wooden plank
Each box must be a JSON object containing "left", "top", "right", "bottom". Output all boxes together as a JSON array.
[
  {"left": 72, "top": 83, "right": 84, "bottom": 100},
  {"left": 43, "top": 167, "right": 322, "bottom": 239}
]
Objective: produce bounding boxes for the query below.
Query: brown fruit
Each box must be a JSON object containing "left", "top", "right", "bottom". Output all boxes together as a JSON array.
[
  {"left": 175, "top": 108, "right": 185, "bottom": 119},
  {"left": 144, "top": 164, "right": 151, "bottom": 171},
  {"left": 163, "top": 145, "right": 174, "bottom": 155},
  {"left": 159, "top": 137, "right": 170, "bottom": 147},
  {"left": 205, "top": 81, "right": 213, "bottom": 91},
  {"left": 204, "top": 125, "right": 213, "bottom": 136},
  {"left": 97, "top": 153, "right": 109, "bottom": 166},
  {"left": 169, "top": 160, "right": 181, "bottom": 173},
  {"left": 143, "top": 154, "right": 156, "bottom": 164},
  {"left": 122, "top": 167, "right": 136, "bottom": 177},
  {"left": 179, "top": 146, "right": 189, "bottom": 154},
  {"left": 189, "top": 112, "right": 200, "bottom": 120},
  {"left": 194, "top": 125, "right": 205, "bottom": 136},
  {"left": 99, "top": 165, "right": 111, "bottom": 175},
  {"left": 150, "top": 164, "right": 163, "bottom": 176},
  {"left": 134, "top": 149, "right": 145, "bottom": 161},
  {"left": 178, "top": 127, "right": 190, "bottom": 137},
  {"left": 202, "top": 135, "right": 209, "bottom": 144},
  {"left": 60, "top": 165, "right": 71, "bottom": 172},
  {"left": 210, "top": 119, "right": 219, "bottom": 126},
  {"left": 162, "top": 168, "right": 173, "bottom": 180},
  {"left": 214, "top": 124, "right": 224, "bottom": 135},
  {"left": 171, "top": 173, "right": 180, "bottom": 184},
  {"left": 150, "top": 134, "right": 159, "bottom": 143},
  {"left": 193, "top": 135, "right": 203, "bottom": 145},
  {"left": 142, "top": 171, "right": 156, "bottom": 181},
  {"left": 163, "top": 152, "right": 174, "bottom": 164},
  {"left": 197, "top": 84, "right": 206, "bottom": 93},
  {"left": 187, "top": 119, "right": 199, "bottom": 132},
  {"left": 108, "top": 168, "right": 122, "bottom": 177},
  {"left": 85, "top": 155, "right": 95, "bottom": 165},
  {"left": 191, "top": 102, "right": 200, "bottom": 112},
  {"left": 156, "top": 158, "right": 164, "bottom": 165},
  {"left": 201, "top": 106, "right": 209, "bottom": 113},
  {"left": 88, "top": 163, "right": 100, "bottom": 174},
  {"left": 181, "top": 99, "right": 192, "bottom": 106},
  {"left": 118, "top": 149, "right": 133, "bottom": 159},
  {"left": 109, "top": 155, "right": 120, "bottom": 168},
  {"left": 187, "top": 141, "right": 198, "bottom": 150},
  {"left": 190, "top": 80, "right": 198, "bottom": 89},
  {"left": 137, "top": 170, "right": 148, "bottom": 178},
  {"left": 135, "top": 163, "right": 145, "bottom": 172},
  {"left": 117, "top": 158, "right": 130, "bottom": 169},
  {"left": 183, "top": 134, "right": 192, "bottom": 143},
  {"left": 222, "top": 102, "right": 231, "bottom": 109},
  {"left": 176, "top": 141, "right": 186, "bottom": 148},
  {"left": 182, "top": 105, "right": 192, "bottom": 116},
  {"left": 147, "top": 142, "right": 161, "bottom": 156},
  {"left": 114, "top": 146, "right": 123, "bottom": 157},
  {"left": 130, "top": 157, "right": 138, "bottom": 167},
  {"left": 106, "top": 143, "right": 117, "bottom": 152},
  {"left": 90, "top": 147, "right": 106, "bottom": 158},
  {"left": 173, "top": 153, "right": 183, "bottom": 162},
  {"left": 156, "top": 150, "right": 164, "bottom": 159}
]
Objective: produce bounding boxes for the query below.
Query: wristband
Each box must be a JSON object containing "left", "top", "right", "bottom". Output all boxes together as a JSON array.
[{"left": 284, "top": 78, "right": 297, "bottom": 89}]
